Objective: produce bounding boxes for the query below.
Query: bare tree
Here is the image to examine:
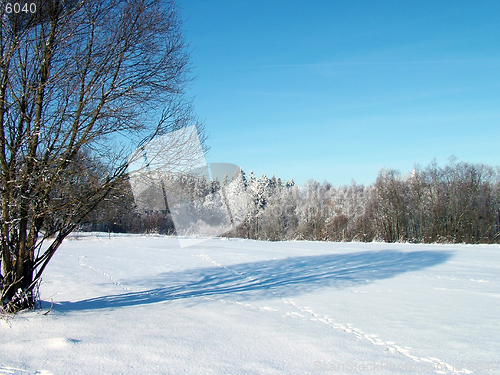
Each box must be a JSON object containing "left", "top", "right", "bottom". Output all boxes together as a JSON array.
[{"left": 0, "top": 0, "right": 204, "bottom": 312}]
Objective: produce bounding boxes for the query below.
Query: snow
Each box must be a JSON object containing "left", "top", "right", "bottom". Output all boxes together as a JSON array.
[{"left": 1, "top": 234, "right": 499, "bottom": 374}]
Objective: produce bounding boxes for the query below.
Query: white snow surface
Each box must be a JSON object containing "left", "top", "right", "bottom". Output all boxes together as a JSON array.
[{"left": 1, "top": 234, "right": 499, "bottom": 374}]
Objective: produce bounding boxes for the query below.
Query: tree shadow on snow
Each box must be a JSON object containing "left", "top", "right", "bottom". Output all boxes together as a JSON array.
[{"left": 53, "top": 250, "right": 451, "bottom": 311}]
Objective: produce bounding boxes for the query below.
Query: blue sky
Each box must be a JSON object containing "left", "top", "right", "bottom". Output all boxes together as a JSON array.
[{"left": 177, "top": 0, "right": 500, "bottom": 186}]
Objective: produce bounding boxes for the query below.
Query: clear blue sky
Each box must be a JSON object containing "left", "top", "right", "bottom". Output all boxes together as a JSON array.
[{"left": 177, "top": 0, "right": 500, "bottom": 187}]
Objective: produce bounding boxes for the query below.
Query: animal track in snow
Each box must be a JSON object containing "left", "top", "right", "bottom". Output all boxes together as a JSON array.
[
  {"left": 191, "top": 252, "right": 278, "bottom": 313},
  {"left": 77, "top": 256, "right": 129, "bottom": 291},
  {"left": 280, "top": 300, "right": 473, "bottom": 374}
]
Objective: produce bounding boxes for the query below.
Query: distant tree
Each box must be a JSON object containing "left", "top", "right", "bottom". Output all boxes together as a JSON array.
[
  {"left": 209, "top": 178, "right": 220, "bottom": 194},
  {"left": 295, "top": 180, "right": 331, "bottom": 240},
  {"left": 225, "top": 168, "right": 248, "bottom": 232},
  {"left": 0, "top": 0, "right": 203, "bottom": 312},
  {"left": 259, "top": 175, "right": 284, "bottom": 241},
  {"left": 321, "top": 214, "right": 348, "bottom": 241},
  {"left": 371, "top": 169, "right": 409, "bottom": 242}
]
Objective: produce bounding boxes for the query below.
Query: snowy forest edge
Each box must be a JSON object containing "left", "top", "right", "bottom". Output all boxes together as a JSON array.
[{"left": 81, "top": 158, "right": 500, "bottom": 245}]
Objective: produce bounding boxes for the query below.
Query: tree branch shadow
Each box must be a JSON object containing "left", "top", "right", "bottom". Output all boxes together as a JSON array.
[{"left": 52, "top": 250, "right": 452, "bottom": 311}]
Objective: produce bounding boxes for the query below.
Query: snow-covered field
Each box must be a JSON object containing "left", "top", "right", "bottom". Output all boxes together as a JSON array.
[{"left": 1, "top": 234, "right": 499, "bottom": 374}]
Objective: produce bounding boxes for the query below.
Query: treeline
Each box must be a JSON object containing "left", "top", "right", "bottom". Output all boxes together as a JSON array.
[{"left": 82, "top": 159, "right": 500, "bottom": 244}]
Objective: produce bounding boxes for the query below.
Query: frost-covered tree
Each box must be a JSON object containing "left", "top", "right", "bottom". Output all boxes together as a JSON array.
[
  {"left": 225, "top": 168, "right": 248, "bottom": 229},
  {"left": 295, "top": 180, "right": 330, "bottom": 240}
]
